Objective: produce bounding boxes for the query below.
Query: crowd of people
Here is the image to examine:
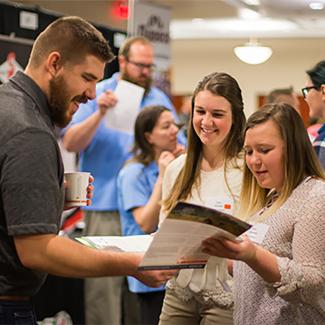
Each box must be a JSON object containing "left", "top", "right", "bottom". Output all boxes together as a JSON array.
[{"left": 0, "top": 15, "right": 324, "bottom": 325}]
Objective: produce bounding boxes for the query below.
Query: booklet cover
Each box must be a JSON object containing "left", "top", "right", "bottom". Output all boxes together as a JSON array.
[
  {"left": 137, "top": 202, "right": 252, "bottom": 270},
  {"left": 169, "top": 202, "right": 251, "bottom": 237}
]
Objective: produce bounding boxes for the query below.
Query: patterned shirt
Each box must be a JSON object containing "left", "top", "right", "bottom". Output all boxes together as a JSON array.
[
  {"left": 234, "top": 177, "right": 325, "bottom": 325},
  {"left": 313, "top": 123, "right": 325, "bottom": 170}
]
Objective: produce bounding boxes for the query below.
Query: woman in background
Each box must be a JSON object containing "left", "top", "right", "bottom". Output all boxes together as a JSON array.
[
  {"left": 203, "top": 103, "right": 325, "bottom": 324},
  {"left": 117, "top": 105, "right": 184, "bottom": 324},
  {"left": 158, "top": 72, "right": 246, "bottom": 325}
]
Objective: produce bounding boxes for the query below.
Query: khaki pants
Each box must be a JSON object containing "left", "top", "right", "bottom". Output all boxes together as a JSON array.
[
  {"left": 83, "top": 211, "right": 124, "bottom": 325},
  {"left": 159, "top": 288, "right": 233, "bottom": 325}
]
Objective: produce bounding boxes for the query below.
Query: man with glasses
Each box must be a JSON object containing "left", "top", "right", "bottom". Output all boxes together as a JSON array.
[
  {"left": 302, "top": 60, "right": 325, "bottom": 168},
  {"left": 62, "top": 36, "right": 183, "bottom": 325}
]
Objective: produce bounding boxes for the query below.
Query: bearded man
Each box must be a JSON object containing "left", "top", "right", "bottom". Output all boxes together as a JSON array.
[{"left": 0, "top": 17, "right": 174, "bottom": 325}]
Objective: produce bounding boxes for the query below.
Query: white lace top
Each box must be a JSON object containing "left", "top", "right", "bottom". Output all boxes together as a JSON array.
[
  {"left": 159, "top": 154, "right": 243, "bottom": 308},
  {"left": 234, "top": 177, "right": 325, "bottom": 324}
]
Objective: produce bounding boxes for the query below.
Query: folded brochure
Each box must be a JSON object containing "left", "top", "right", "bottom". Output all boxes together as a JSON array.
[
  {"left": 137, "top": 201, "right": 252, "bottom": 270},
  {"left": 76, "top": 202, "right": 254, "bottom": 270}
]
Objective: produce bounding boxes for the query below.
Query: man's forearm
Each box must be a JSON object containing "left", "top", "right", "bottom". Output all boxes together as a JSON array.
[
  {"left": 14, "top": 234, "right": 140, "bottom": 278},
  {"left": 63, "top": 110, "right": 103, "bottom": 152}
]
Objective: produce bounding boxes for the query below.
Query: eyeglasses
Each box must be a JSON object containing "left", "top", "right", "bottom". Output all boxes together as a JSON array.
[
  {"left": 301, "top": 86, "right": 318, "bottom": 98},
  {"left": 126, "top": 59, "right": 156, "bottom": 71}
]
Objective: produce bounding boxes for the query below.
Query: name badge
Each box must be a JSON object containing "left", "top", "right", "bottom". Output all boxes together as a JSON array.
[{"left": 204, "top": 196, "right": 235, "bottom": 215}]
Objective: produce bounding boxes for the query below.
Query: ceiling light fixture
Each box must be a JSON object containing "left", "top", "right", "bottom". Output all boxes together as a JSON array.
[
  {"left": 309, "top": 2, "right": 324, "bottom": 10},
  {"left": 242, "top": 0, "right": 260, "bottom": 5},
  {"left": 234, "top": 38, "right": 272, "bottom": 64}
]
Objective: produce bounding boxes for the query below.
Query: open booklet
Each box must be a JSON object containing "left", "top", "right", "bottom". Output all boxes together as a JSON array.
[
  {"left": 76, "top": 202, "right": 259, "bottom": 270},
  {"left": 138, "top": 202, "right": 252, "bottom": 270}
]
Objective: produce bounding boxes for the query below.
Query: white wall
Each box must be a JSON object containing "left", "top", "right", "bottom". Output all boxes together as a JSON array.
[
  {"left": 13, "top": 1, "right": 325, "bottom": 118},
  {"left": 171, "top": 38, "right": 325, "bottom": 117}
]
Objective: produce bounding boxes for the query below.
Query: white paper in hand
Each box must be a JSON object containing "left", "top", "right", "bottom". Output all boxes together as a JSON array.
[{"left": 104, "top": 80, "right": 145, "bottom": 134}]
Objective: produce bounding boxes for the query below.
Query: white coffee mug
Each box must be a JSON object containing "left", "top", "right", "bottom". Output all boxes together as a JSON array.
[{"left": 64, "top": 172, "right": 91, "bottom": 207}]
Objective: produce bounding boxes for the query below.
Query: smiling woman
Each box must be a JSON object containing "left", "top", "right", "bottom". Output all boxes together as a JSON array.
[{"left": 158, "top": 72, "right": 246, "bottom": 325}]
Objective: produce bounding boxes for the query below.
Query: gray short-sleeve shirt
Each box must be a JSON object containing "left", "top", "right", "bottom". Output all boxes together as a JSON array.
[{"left": 0, "top": 71, "right": 64, "bottom": 296}]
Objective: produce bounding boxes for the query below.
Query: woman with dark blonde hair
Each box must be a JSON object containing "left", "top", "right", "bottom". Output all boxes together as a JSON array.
[
  {"left": 202, "top": 103, "right": 325, "bottom": 324},
  {"left": 158, "top": 72, "right": 246, "bottom": 325}
]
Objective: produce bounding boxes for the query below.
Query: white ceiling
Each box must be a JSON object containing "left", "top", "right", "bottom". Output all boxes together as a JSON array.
[
  {"left": 9, "top": 0, "right": 325, "bottom": 39},
  {"left": 161, "top": 0, "right": 325, "bottom": 39}
]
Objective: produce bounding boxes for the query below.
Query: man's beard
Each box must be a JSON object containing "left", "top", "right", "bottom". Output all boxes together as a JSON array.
[
  {"left": 121, "top": 69, "right": 152, "bottom": 96},
  {"left": 48, "top": 76, "right": 87, "bottom": 128}
]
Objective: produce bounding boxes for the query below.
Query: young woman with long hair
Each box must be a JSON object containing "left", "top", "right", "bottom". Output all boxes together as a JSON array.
[
  {"left": 158, "top": 72, "right": 246, "bottom": 325},
  {"left": 202, "top": 103, "right": 325, "bottom": 324}
]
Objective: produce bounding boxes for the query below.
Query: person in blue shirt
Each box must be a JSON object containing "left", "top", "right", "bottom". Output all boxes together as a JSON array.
[
  {"left": 118, "top": 105, "right": 184, "bottom": 325},
  {"left": 62, "top": 36, "right": 185, "bottom": 325},
  {"left": 302, "top": 60, "right": 325, "bottom": 168}
]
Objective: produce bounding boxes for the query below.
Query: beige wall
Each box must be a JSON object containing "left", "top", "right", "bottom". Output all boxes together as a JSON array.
[
  {"left": 171, "top": 38, "right": 325, "bottom": 117},
  {"left": 11, "top": 1, "right": 325, "bottom": 117}
]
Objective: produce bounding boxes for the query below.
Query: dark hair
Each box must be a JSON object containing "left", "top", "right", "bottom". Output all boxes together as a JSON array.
[
  {"left": 306, "top": 60, "right": 325, "bottom": 88},
  {"left": 29, "top": 16, "right": 115, "bottom": 68},
  {"left": 131, "top": 105, "right": 170, "bottom": 165},
  {"left": 118, "top": 36, "right": 152, "bottom": 59},
  {"left": 164, "top": 72, "right": 246, "bottom": 213}
]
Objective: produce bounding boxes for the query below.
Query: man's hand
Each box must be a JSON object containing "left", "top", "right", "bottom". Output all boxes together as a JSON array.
[
  {"left": 64, "top": 175, "right": 94, "bottom": 210},
  {"left": 97, "top": 90, "right": 117, "bottom": 116},
  {"left": 134, "top": 269, "right": 177, "bottom": 287},
  {"left": 86, "top": 175, "right": 94, "bottom": 206}
]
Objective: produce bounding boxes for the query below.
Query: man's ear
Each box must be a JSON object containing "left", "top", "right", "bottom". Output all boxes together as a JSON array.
[
  {"left": 119, "top": 55, "right": 127, "bottom": 71},
  {"left": 46, "top": 52, "right": 63, "bottom": 77}
]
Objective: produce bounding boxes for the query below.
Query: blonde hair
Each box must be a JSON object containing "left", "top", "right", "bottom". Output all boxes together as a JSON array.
[
  {"left": 239, "top": 103, "right": 325, "bottom": 221},
  {"left": 163, "top": 72, "right": 245, "bottom": 213}
]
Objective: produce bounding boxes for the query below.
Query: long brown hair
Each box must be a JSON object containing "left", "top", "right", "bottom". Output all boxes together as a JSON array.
[
  {"left": 163, "top": 72, "right": 246, "bottom": 213},
  {"left": 239, "top": 103, "right": 325, "bottom": 221}
]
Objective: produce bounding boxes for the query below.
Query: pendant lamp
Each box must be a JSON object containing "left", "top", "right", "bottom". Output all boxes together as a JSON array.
[{"left": 234, "top": 38, "right": 272, "bottom": 65}]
